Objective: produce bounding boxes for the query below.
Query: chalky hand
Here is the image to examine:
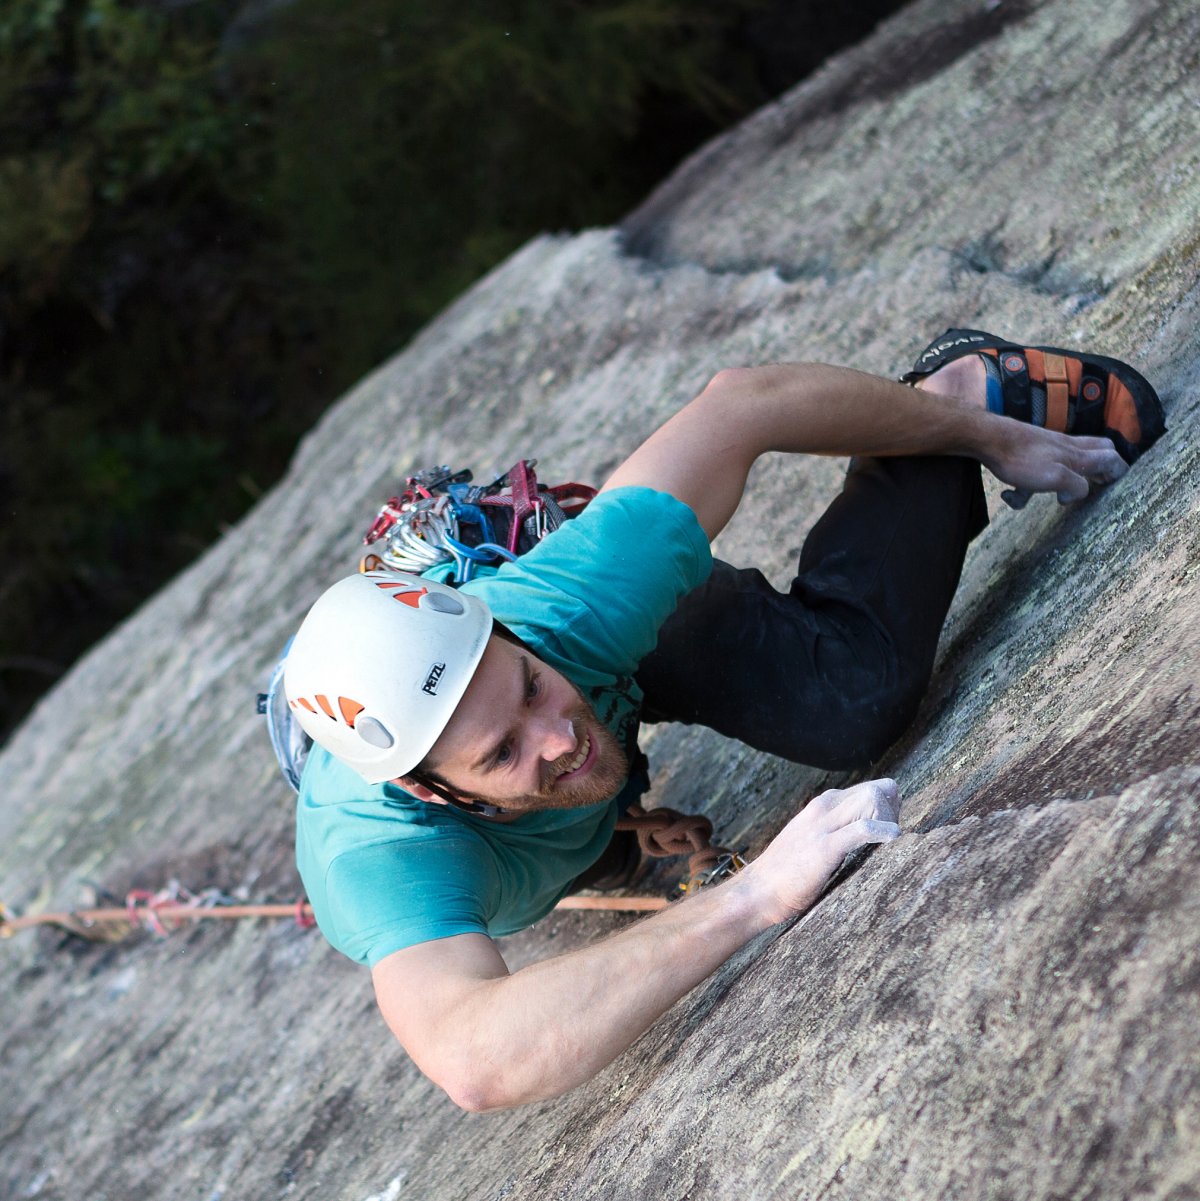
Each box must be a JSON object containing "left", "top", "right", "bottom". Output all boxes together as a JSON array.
[{"left": 741, "top": 778, "right": 901, "bottom": 926}]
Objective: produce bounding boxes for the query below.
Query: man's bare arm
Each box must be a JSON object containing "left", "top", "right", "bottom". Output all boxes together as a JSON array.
[
  {"left": 601, "top": 364, "right": 1128, "bottom": 540},
  {"left": 373, "top": 779, "right": 900, "bottom": 1112}
]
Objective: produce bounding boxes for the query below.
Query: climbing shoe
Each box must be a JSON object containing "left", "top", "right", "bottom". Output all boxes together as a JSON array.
[{"left": 902, "top": 327, "right": 1165, "bottom": 463}]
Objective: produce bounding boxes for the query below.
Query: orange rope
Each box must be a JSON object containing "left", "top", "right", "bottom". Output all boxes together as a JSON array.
[
  {"left": 555, "top": 895, "right": 667, "bottom": 911},
  {"left": 0, "top": 902, "right": 313, "bottom": 935},
  {"left": 0, "top": 892, "right": 669, "bottom": 939},
  {"left": 1, "top": 812, "right": 741, "bottom": 942}
]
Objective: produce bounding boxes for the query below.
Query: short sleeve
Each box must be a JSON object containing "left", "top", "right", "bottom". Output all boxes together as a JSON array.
[
  {"left": 465, "top": 487, "right": 712, "bottom": 684},
  {"left": 323, "top": 833, "right": 499, "bottom": 967}
]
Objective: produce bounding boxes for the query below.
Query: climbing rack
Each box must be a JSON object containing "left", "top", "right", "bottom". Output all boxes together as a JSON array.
[{"left": 360, "top": 460, "right": 595, "bottom": 583}]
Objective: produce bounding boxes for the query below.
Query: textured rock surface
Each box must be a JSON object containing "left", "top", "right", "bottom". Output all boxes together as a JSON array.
[{"left": 2, "top": 0, "right": 1198, "bottom": 1198}]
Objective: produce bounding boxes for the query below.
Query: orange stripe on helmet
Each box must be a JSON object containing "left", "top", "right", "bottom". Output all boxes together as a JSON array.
[
  {"left": 392, "top": 587, "right": 427, "bottom": 608},
  {"left": 338, "top": 697, "right": 365, "bottom": 727},
  {"left": 371, "top": 577, "right": 429, "bottom": 607}
]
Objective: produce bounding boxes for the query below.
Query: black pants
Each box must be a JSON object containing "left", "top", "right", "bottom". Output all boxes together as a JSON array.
[{"left": 634, "top": 455, "right": 989, "bottom": 771}]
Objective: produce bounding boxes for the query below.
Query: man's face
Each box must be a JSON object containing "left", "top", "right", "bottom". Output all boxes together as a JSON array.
[{"left": 407, "top": 636, "right": 629, "bottom": 813}]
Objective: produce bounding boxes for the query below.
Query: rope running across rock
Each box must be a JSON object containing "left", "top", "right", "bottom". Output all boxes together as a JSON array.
[{"left": 2, "top": 807, "right": 744, "bottom": 942}]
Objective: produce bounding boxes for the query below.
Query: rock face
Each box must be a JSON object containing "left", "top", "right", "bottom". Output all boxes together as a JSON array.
[{"left": 2, "top": 0, "right": 1198, "bottom": 1197}]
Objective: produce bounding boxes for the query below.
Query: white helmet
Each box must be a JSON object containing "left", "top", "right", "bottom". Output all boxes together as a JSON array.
[{"left": 284, "top": 570, "right": 492, "bottom": 783}]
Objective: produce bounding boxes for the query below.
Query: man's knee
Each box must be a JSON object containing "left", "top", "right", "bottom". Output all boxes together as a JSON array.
[
  {"left": 814, "top": 702, "right": 917, "bottom": 770},
  {"left": 774, "top": 676, "right": 926, "bottom": 771}
]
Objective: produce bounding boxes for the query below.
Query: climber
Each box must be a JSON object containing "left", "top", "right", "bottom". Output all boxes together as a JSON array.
[{"left": 283, "top": 328, "right": 1163, "bottom": 1111}]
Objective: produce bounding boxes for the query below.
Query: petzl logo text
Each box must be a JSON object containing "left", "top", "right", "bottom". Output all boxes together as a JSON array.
[{"left": 422, "top": 662, "right": 447, "bottom": 695}]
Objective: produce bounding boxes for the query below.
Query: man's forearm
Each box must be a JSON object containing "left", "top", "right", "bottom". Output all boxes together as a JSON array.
[
  {"left": 427, "top": 876, "right": 775, "bottom": 1111},
  {"left": 376, "top": 782, "right": 903, "bottom": 1111},
  {"left": 603, "top": 363, "right": 996, "bottom": 540},
  {"left": 715, "top": 362, "right": 992, "bottom": 460}
]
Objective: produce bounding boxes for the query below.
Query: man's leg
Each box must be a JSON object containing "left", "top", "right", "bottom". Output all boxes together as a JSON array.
[{"left": 636, "top": 453, "right": 988, "bottom": 769}]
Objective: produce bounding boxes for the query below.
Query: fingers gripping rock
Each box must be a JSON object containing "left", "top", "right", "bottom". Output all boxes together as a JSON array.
[
  {"left": 831, "top": 817, "right": 902, "bottom": 861},
  {"left": 989, "top": 424, "right": 1130, "bottom": 509},
  {"left": 744, "top": 778, "right": 902, "bottom": 924},
  {"left": 840, "top": 777, "right": 900, "bottom": 824}
]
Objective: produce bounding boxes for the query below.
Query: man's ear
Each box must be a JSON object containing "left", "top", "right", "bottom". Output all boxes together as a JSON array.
[{"left": 393, "top": 777, "right": 446, "bottom": 805}]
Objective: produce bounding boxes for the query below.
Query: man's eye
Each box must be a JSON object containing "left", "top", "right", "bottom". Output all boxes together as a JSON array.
[
  {"left": 526, "top": 674, "right": 540, "bottom": 700},
  {"left": 495, "top": 743, "right": 513, "bottom": 766}
]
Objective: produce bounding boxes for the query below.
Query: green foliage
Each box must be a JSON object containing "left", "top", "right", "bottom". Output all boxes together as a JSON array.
[
  {"left": 0, "top": 153, "right": 91, "bottom": 295},
  {"left": 231, "top": 0, "right": 763, "bottom": 375}
]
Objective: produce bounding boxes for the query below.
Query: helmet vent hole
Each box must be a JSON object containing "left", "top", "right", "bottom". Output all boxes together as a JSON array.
[
  {"left": 356, "top": 716, "right": 394, "bottom": 749},
  {"left": 424, "top": 592, "right": 465, "bottom": 615}
]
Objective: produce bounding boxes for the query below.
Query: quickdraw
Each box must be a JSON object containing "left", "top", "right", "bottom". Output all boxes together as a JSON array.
[
  {"left": 677, "top": 851, "right": 748, "bottom": 898},
  {"left": 614, "top": 804, "right": 748, "bottom": 900},
  {"left": 360, "top": 460, "right": 595, "bottom": 584}
]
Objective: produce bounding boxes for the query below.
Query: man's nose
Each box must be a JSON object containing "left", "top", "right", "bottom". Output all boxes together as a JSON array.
[{"left": 534, "top": 715, "right": 576, "bottom": 762}]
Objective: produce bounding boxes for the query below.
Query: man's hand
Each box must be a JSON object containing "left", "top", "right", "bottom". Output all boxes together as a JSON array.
[
  {"left": 739, "top": 778, "right": 902, "bottom": 926},
  {"left": 977, "top": 419, "right": 1129, "bottom": 510}
]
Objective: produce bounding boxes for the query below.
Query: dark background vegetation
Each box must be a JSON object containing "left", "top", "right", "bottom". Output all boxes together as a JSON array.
[{"left": 0, "top": 0, "right": 904, "bottom": 745}]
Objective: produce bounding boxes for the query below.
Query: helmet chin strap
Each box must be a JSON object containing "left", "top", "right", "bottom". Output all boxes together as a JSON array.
[
  {"left": 408, "top": 769, "right": 506, "bottom": 818},
  {"left": 447, "top": 797, "right": 505, "bottom": 818}
]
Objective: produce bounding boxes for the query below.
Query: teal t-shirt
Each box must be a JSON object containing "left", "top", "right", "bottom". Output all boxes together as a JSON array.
[{"left": 295, "top": 486, "right": 712, "bottom": 966}]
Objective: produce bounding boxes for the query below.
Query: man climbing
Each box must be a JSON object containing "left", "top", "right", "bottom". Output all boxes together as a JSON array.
[{"left": 283, "top": 329, "right": 1163, "bottom": 1112}]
